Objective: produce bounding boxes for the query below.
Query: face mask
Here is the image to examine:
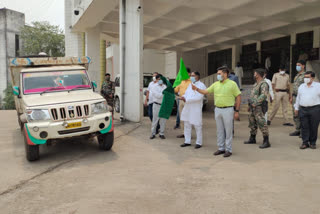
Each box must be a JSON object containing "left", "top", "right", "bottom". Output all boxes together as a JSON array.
[
  {"left": 280, "top": 71, "right": 285, "bottom": 75},
  {"left": 190, "top": 77, "right": 196, "bottom": 83},
  {"left": 296, "top": 66, "right": 302, "bottom": 72},
  {"left": 153, "top": 76, "right": 156, "bottom": 82},
  {"left": 158, "top": 80, "right": 163, "bottom": 85},
  {"left": 304, "top": 78, "right": 311, "bottom": 84},
  {"left": 217, "top": 74, "right": 223, "bottom": 81}
]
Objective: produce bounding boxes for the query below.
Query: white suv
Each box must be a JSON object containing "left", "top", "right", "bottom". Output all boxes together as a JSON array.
[{"left": 114, "top": 73, "right": 153, "bottom": 116}]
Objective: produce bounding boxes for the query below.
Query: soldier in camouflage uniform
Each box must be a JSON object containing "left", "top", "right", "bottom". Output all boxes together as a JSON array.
[
  {"left": 244, "top": 68, "right": 271, "bottom": 149},
  {"left": 289, "top": 60, "right": 306, "bottom": 136},
  {"left": 101, "top": 73, "right": 115, "bottom": 112}
]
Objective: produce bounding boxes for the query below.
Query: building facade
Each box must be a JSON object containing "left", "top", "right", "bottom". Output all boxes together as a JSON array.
[
  {"left": 65, "top": 0, "right": 320, "bottom": 122},
  {"left": 0, "top": 8, "right": 25, "bottom": 108}
]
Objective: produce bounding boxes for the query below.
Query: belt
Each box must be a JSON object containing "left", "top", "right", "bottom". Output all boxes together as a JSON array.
[
  {"left": 154, "top": 102, "right": 161, "bottom": 105},
  {"left": 216, "top": 106, "right": 234, "bottom": 109},
  {"left": 301, "top": 105, "right": 320, "bottom": 109},
  {"left": 276, "top": 89, "right": 288, "bottom": 92}
]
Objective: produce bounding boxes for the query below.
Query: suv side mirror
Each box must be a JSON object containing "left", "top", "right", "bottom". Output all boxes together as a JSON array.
[
  {"left": 13, "top": 86, "right": 20, "bottom": 97},
  {"left": 92, "top": 81, "right": 97, "bottom": 89}
]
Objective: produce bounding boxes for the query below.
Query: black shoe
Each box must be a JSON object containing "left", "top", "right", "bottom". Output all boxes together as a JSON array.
[
  {"left": 180, "top": 143, "right": 191, "bottom": 147},
  {"left": 195, "top": 145, "right": 202, "bottom": 149},
  {"left": 290, "top": 131, "right": 300, "bottom": 136},
  {"left": 267, "top": 120, "right": 271, "bottom": 126},
  {"left": 150, "top": 135, "right": 155, "bottom": 139},
  {"left": 259, "top": 136, "right": 271, "bottom": 149},
  {"left": 283, "top": 123, "right": 294, "bottom": 126},
  {"left": 223, "top": 151, "right": 232, "bottom": 158},
  {"left": 244, "top": 135, "right": 256, "bottom": 144},
  {"left": 213, "top": 150, "right": 225, "bottom": 156},
  {"left": 174, "top": 125, "right": 180, "bottom": 129},
  {"left": 310, "top": 145, "right": 316, "bottom": 149},
  {"left": 177, "top": 134, "right": 185, "bottom": 138},
  {"left": 300, "top": 144, "right": 309, "bottom": 149},
  {"left": 159, "top": 135, "right": 166, "bottom": 139}
]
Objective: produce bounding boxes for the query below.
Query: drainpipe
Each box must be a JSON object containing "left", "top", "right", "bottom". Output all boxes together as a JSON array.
[{"left": 119, "top": 0, "right": 126, "bottom": 121}]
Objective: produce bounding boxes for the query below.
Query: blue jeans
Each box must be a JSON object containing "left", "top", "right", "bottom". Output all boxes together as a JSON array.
[{"left": 176, "top": 99, "right": 180, "bottom": 126}]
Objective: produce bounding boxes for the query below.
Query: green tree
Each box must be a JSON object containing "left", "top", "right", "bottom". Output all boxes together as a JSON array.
[
  {"left": 3, "top": 84, "right": 15, "bottom": 110},
  {"left": 20, "top": 21, "right": 65, "bottom": 57}
]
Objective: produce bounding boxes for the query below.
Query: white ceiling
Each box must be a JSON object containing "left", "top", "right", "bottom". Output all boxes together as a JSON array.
[{"left": 72, "top": 0, "right": 320, "bottom": 52}]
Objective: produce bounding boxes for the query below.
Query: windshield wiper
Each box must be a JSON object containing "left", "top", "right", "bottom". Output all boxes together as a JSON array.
[
  {"left": 68, "top": 86, "right": 90, "bottom": 92},
  {"left": 40, "top": 87, "right": 66, "bottom": 95}
]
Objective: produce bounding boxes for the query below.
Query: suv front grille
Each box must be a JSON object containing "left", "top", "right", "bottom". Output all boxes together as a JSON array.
[
  {"left": 58, "top": 126, "right": 90, "bottom": 135},
  {"left": 50, "top": 105, "right": 90, "bottom": 121}
]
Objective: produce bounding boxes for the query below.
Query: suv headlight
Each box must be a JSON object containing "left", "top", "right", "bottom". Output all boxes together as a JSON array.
[
  {"left": 26, "top": 109, "right": 51, "bottom": 122},
  {"left": 91, "top": 101, "right": 108, "bottom": 115}
]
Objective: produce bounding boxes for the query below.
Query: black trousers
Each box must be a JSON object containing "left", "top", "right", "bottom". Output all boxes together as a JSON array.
[{"left": 299, "top": 105, "right": 320, "bottom": 146}]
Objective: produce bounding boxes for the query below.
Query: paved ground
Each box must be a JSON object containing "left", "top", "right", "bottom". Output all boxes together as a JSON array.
[{"left": 0, "top": 110, "right": 320, "bottom": 214}]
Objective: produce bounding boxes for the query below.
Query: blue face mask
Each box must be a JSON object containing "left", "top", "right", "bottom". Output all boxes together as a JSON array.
[
  {"left": 217, "top": 74, "right": 223, "bottom": 81},
  {"left": 190, "top": 77, "right": 196, "bottom": 83},
  {"left": 158, "top": 80, "right": 163, "bottom": 85},
  {"left": 296, "top": 65, "right": 302, "bottom": 72}
]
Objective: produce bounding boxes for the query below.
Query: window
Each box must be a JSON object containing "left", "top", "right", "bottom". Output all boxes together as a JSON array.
[{"left": 15, "top": 34, "right": 20, "bottom": 57}]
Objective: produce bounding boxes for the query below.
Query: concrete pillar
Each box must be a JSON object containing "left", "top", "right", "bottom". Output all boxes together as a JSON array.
[
  {"left": 64, "top": 0, "right": 83, "bottom": 57},
  {"left": 120, "top": 0, "right": 143, "bottom": 122},
  {"left": 313, "top": 26, "right": 320, "bottom": 48},
  {"left": 256, "top": 41, "right": 261, "bottom": 63},
  {"left": 232, "top": 44, "right": 242, "bottom": 70},
  {"left": 290, "top": 33, "right": 297, "bottom": 81},
  {"left": 86, "top": 27, "right": 102, "bottom": 89},
  {"left": 100, "top": 39, "right": 106, "bottom": 86}
]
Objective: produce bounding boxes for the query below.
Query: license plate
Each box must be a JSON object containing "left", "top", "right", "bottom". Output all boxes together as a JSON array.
[{"left": 66, "top": 122, "right": 82, "bottom": 129}]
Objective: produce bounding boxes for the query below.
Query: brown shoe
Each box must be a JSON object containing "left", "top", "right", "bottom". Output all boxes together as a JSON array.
[
  {"left": 176, "top": 134, "right": 185, "bottom": 138},
  {"left": 213, "top": 150, "right": 225, "bottom": 156},
  {"left": 310, "top": 145, "right": 316, "bottom": 149},
  {"left": 223, "top": 151, "right": 232, "bottom": 158},
  {"left": 300, "top": 144, "right": 309, "bottom": 149}
]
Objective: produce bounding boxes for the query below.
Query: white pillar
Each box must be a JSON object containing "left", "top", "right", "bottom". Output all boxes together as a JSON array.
[
  {"left": 64, "top": 0, "right": 83, "bottom": 57},
  {"left": 120, "top": 0, "right": 143, "bottom": 122},
  {"left": 256, "top": 41, "right": 262, "bottom": 63},
  {"left": 232, "top": 44, "right": 241, "bottom": 70},
  {"left": 290, "top": 33, "right": 296, "bottom": 81},
  {"left": 86, "top": 27, "right": 102, "bottom": 89}
]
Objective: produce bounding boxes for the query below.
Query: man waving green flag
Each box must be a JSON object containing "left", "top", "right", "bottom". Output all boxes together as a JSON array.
[
  {"left": 158, "top": 76, "right": 175, "bottom": 119},
  {"left": 173, "top": 58, "right": 190, "bottom": 88}
]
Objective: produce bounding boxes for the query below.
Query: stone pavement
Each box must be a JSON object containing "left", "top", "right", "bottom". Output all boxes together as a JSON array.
[{"left": 0, "top": 110, "right": 319, "bottom": 214}]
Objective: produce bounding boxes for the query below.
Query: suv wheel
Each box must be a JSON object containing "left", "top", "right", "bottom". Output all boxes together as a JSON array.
[
  {"left": 115, "top": 97, "right": 120, "bottom": 113},
  {"left": 23, "top": 127, "right": 40, "bottom": 161},
  {"left": 98, "top": 132, "right": 114, "bottom": 150}
]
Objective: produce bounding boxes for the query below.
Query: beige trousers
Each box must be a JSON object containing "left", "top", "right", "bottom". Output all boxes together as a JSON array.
[{"left": 269, "top": 92, "right": 289, "bottom": 123}]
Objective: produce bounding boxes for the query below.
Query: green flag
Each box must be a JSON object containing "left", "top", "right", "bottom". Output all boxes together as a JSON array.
[
  {"left": 173, "top": 58, "right": 189, "bottom": 88},
  {"left": 159, "top": 76, "right": 175, "bottom": 119}
]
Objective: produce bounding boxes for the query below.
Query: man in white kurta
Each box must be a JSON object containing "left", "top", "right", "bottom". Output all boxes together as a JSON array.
[{"left": 180, "top": 72, "right": 207, "bottom": 149}]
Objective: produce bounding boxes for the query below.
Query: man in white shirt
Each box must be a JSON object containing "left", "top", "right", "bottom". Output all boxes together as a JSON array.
[
  {"left": 145, "top": 72, "right": 158, "bottom": 122},
  {"left": 263, "top": 71, "right": 274, "bottom": 122},
  {"left": 234, "top": 62, "right": 244, "bottom": 90},
  {"left": 150, "top": 74, "right": 167, "bottom": 140},
  {"left": 294, "top": 71, "right": 320, "bottom": 149},
  {"left": 180, "top": 71, "right": 207, "bottom": 149}
]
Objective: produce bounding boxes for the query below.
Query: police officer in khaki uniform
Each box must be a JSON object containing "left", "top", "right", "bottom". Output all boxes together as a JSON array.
[{"left": 268, "top": 65, "right": 293, "bottom": 126}]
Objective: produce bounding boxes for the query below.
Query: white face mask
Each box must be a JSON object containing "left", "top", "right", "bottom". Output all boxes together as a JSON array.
[
  {"left": 153, "top": 76, "right": 156, "bottom": 82},
  {"left": 280, "top": 71, "right": 285, "bottom": 75},
  {"left": 304, "top": 78, "right": 311, "bottom": 84}
]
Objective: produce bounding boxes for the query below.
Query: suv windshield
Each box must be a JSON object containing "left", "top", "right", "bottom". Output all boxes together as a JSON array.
[
  {"left": 143, "top": 76, "right": 153, "bottom": 88},
  {"left": 23, "top": 70, "right": 91, "bottom": 94}
]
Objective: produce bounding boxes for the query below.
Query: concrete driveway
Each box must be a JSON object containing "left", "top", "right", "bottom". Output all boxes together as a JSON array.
[{"left": 0, "top": 110, "right": 319, "bottom": 214}]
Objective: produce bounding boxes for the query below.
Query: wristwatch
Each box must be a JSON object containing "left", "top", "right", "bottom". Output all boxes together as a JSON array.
[{"left": 235, "top": 110, "right": 239, "bottom": 112}]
